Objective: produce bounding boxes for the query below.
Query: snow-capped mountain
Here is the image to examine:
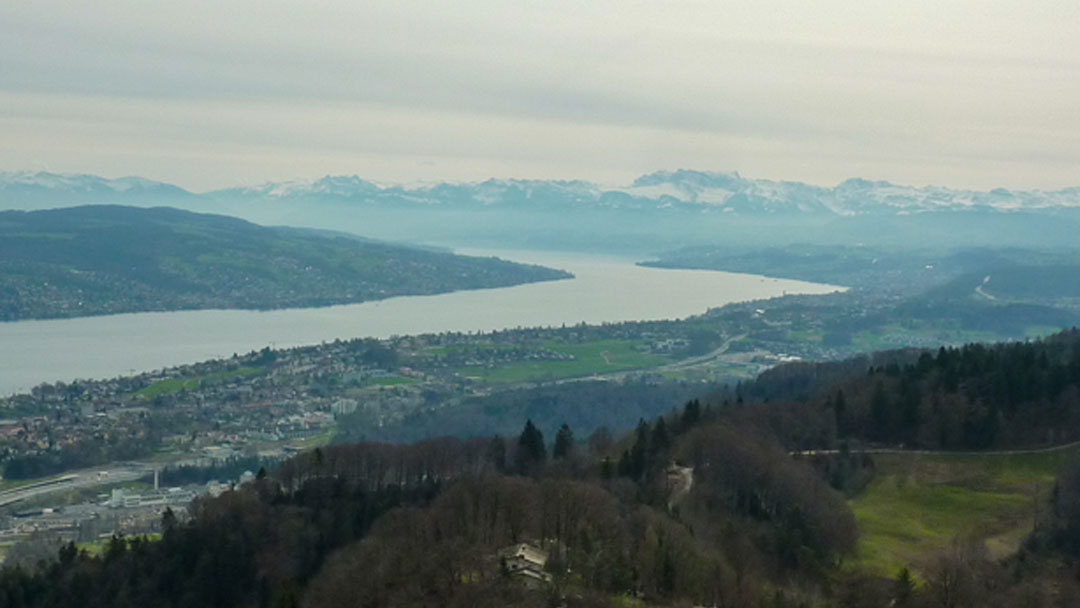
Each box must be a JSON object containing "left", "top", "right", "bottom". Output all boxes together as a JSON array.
[
  {"left": 826, "top": 178, "right": 1080, "bottom": 215},
  {"left": 616, "top": 170, "right": 1080, "bottom": 216},
  {"left": 212, "top": 176, "right": 610, "bottom": 210},
  {"left": 0, "top": 171, "right": 195, "bottom": 209},
  {"left": 618, "top": 170, "right": 834, "bottom": 214},
  {"left": 211, "top": 169, "right": 1080, "bottom": 216},
  {"left": 221, "top": 175, "right": 383, "bottom": 199},
  {"left": 3, "top": 169, "right": 1079, "bottom": 217},
  {"left": 209, "top": 172, "right": 836, "bottom": 215}
]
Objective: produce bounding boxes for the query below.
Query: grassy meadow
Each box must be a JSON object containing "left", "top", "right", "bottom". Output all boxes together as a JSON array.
[
  {"left": 848, "top": 444, "right": 1080, "bottom": 577},
  {"left": 455, "top": 339, "right": 669, "bottom": 384}
]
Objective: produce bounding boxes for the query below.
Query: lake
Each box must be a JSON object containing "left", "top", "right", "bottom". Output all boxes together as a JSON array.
[{"left": 0, "top": 250, "right": 843, "bottom": 395}]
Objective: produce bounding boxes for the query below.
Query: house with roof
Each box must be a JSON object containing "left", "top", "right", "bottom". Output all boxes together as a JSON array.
[{"left": 500, "top": 543, "right": 552, "bottom": 588}]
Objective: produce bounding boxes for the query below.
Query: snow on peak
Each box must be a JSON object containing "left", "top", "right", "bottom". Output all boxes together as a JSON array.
[
  {"left": 0, "top": 171, "right": 187, "bottom": 195},
  {"left": 3, "top": 169, "right": 1078, "bottom": 216}
]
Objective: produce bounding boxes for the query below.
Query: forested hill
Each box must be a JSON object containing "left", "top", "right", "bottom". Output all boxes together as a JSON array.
[
  {"left": 0, "top": 205, "right": 571, "bottom": 320},
  {"left": 727, "top": 327, "right": 1080, "bottom": 451},
  {"left": 6, "top": 332, "right": 1080, "bottom": 605}
]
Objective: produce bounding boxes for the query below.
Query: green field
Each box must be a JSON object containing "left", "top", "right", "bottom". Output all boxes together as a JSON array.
[
  {"left": 786, "top": 328, "right": 824, "bottom": 343},
  {"left": 421, "top": 343, "right": 517, "bottom": 356},
  {"left": 456, "top": 339, "right": 669, "bottom": 384},
  {"left": 848, "top": 445, "right": 1080, "bottom": 577},
  {"left": 136, "top": 367, "right": 259, "bottom": 399},
  {"left": 370, "top": 376, "right": 419, "bottom": 387}
]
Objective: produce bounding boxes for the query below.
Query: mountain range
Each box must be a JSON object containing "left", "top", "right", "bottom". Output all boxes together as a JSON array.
[
  {"left": 4, "top": 169, "right": 1079, "bottom": 216},
  {"left": 4, "top": 169, "right": 1080, "bottom": 253}
]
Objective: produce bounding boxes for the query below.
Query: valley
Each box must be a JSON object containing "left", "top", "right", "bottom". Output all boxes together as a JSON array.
[{"left": 6, "top": 2, "right": 1080, "bottom": 604}]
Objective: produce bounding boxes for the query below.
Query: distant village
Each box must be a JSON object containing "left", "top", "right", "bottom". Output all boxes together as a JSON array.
[
  {"left": 0, "top": 288, "right": 972, "bottom": 568},
  {"left": 0, "top": 291, "right": 950, "bottom": 489}
]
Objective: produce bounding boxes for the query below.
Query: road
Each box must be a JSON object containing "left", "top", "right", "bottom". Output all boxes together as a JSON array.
[
  {"left": 544, "top": 332, "right": 750, "bottom": 387},
  {"left": 793, "top": 439, "right": 1080, "bottom": 458},
  {"left": 0, "top": 463, "right": 152, "bottom": 508},
  {"left": 655, "top": 333, "right": 749, "bottom": 372}
]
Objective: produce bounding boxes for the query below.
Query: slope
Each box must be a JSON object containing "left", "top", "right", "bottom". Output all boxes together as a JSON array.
[{"left": 0, "top": 205, "right": 571, "bottom": 320}]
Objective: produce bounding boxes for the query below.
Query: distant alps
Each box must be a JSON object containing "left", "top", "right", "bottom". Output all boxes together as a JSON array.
[{"left": 4, "top": 169, "right": 1079, "bottom": 217}]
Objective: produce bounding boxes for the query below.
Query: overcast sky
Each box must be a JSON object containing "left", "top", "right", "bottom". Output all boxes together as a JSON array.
[{"left": 2, "top": 1, "right": 1078, "bottom": 191}]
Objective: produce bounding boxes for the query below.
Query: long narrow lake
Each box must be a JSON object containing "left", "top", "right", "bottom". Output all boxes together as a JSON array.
[{"left": 0, "top": 250, "right": 843, "bottom": 396}]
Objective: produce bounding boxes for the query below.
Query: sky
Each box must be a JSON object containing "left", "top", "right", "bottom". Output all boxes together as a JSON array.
[{"left": 2, "top": 1, "right": 1079, "bottom": 192}]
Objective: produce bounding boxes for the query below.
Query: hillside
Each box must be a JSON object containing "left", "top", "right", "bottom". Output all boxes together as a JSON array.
[
  {"left": 643, "top": 245, "right": 1080, "bottom": 293},
  {"left": 0, "top": 205, "right": 571, "bottom": 321},
  {"left": 849, "top": 445, "right": 1080, "bottom": 577},
  {"left": 4, "top": 332, "right": 1080, "bottom": 605}
]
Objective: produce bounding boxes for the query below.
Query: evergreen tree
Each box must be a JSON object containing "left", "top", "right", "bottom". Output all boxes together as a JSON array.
[
  {"left": 870, "top": 381, "right": 890, "bottom": 439},
  {"left": 161, "top": 507, "right": 178, "bottom": 534},
  {"left": 553, "top": 423, "right": 574, "bottom": 460},
  {"left": 650, "top": 417, "right": 670, "bottom": 456},
  {"left": 617, "top": 449, "right": 632, "bottom": 478},
  {"left": 58, "top": 541, "right": 77, "bottom": 566},
  {"left": 516, "top": 419, "right": 546, "bottom": 473},
  {"left": 628, "top": 419, "right": 650, "bottom": 480},
  {"left": 681, "top": 399, "right": 701, "bottom": 429},
  {"left": 898, "top": 376, "right": 921, "bottom": 441},
  {"left": 833, "top": 390, "right": 850, "bottom": 438}
]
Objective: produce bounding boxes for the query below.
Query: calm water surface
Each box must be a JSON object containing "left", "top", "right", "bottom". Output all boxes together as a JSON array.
[{"left": 0, "top": 250, "right": 843, "bottom": 395}]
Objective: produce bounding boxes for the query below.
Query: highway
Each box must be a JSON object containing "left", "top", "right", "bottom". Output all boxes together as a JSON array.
[{"left": 0, "top": 464, "right": 152, "bottom": 508}]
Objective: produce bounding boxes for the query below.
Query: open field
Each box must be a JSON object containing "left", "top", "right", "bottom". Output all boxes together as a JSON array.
[
  {"left": 848, "top": 444, "right": 1080, "bottom": 577},
  {"left": 135, "top": 367, "right": 260, "bottom": 399},
  {"left": 456, "top": 339, "right": 669, "bottom": 384},
  {"left": 370, "top": 376, "right": 419, "bottom": 387}
]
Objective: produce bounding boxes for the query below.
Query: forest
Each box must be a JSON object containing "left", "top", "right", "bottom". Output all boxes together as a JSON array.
[
  {"left": 0, "top": 205, "right": 570, "bottom": 320},
  {"left": 3, "top": 329, "right": 1080, "bottom": 606}
]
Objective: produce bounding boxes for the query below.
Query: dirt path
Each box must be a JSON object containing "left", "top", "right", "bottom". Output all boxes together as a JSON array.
[{"left": 794, "top": 438, "right": 1080, "bottom": 458}]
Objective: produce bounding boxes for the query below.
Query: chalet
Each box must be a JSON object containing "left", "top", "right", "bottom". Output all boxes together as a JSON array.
[{"left": 500, "top": 543, "right": 552, "bottom": 588}]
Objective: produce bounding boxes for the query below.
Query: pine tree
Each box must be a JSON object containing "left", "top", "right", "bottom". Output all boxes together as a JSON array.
[
  {"left": 681, "top": 399, "right": 701, "bottom": 429},
  {"left": 650, "top": 417, "right": 670, "bottom": 456},
  {"left": 833, "top": 390, "right": 850, "bottom": 438},
  {"left": 628, "top": 419, "right": 650, "bottom": 480},
  {"left": 553, "top": 423, "right": 574, "bottom": 460},
  {"left": 616, "top": 450, "right": 629, "bottom": 477},
  {"left": 870, "top": 380, "right": 890, "bottom": 439},
  {"left": 516, "top": 419, "right": 546, "bottom": 473}
]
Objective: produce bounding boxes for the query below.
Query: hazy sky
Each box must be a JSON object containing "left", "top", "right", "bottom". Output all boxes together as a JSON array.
[{"left": 2, "top": 1, "right": 1078, "bottom": 191}]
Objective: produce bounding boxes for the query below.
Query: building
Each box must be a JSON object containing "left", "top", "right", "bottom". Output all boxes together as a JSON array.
[
  {"left": 108, "top": 487, "right": 196, "bottom": 509},
  {"left": 665, "top": 464, "right": 694, "bottom": 509},
  {"left": 500, "top": 543, "right": 552, "bottom": 588}
]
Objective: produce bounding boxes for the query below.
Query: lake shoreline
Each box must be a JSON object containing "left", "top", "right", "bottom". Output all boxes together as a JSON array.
[{"left": 0, "top": 250, "right": 843, "bottom": 396}]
